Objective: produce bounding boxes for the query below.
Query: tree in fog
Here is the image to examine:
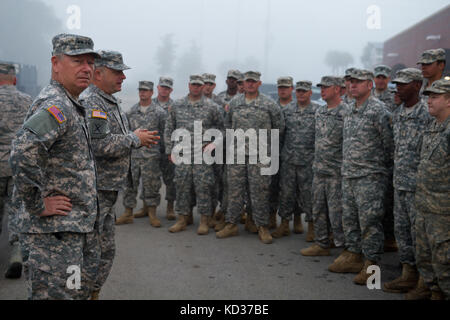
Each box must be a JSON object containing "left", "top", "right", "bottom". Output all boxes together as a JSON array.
[
  {"left": 325, "top": 50, "right": 354, "bottom": 75},
  {"left": 175, "top": 41, "right": 203, "bottom": 85},
  {"left": 155, "top": 33, "right": 176, "bottom": 75}
]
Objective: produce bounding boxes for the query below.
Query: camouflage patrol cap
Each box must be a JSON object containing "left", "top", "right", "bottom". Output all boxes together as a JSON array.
[
  {"left": 138, "top": 81, "right": 154, "bottom": 90},
  {"left": 374, "top": 65, "right": 392, "bottom": 77},
  {"left": 337, "top": 77, "right": 346, "bottom": 88},
  {"left": 391, "top": 68, "right": 423, "bottom": 84},
  {"left": 159, "top": 76, "right": 173, "bottom": 89},
  {"left": 202, "top": 73, "right": 216, "bottom": 84},
  {"left": 295, "top": 80, "right": 312, "bottom": 91},
  {"left": 417, "top": 48, "right": 446, "bottom": 64},
  {"left": 277, "top": 76, "right": 294, "bottom": 87},
  {"left": 244, "top": 71, "right": 261, "bottom": 81},
  {"left": 52, "top": 33, "right": 100, "bottom": 57},
  {"left": 344, "top": 67, "right": 356, "bottom": 79},
  {"left": 350, "top": 69, "right": 374, "bottom": 81},
  {"left": 237, "top": 71, "right": 244, "bottom": 82},
  {"left": 423, "top": 79, "right": 450, "bottom": 95},
  {"left": 0, "top": 63, "right": 16, "bottom": 75},
  {"left": 95, "top": 50, "right": 130, "bottom": 71},
  {"left": 317, "top": 76, "right": 341, "bottom": 87},
  {"left": 189, "top": 75, "right": 204, "bottom": 85},
  {"left": 227, "top": 69, "right": 242, "bottom": 80}
]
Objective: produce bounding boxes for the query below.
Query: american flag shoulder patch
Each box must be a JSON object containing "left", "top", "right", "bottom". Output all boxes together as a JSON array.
[
  {"left": 92, "top": 109, "right": 107, "bottom": 119},
  {"left": 47, "top": 105, "right": 66, "bottom": 124}
]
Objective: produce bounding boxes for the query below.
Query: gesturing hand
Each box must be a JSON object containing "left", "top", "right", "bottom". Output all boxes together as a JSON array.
[{"left": 40, "top": 196, "right": 72, "bottom": 217}]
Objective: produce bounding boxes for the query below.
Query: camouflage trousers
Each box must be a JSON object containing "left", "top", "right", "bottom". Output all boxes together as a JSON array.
[
  {"left": 278, "top": 163, "right": 313, "bottom": 222},
  {"left": 269, "top": 171, "right": 280, "bottom": 214},
  {"left": 342, "top": 174, "right": 387, "bottom": 262},
  {"left": 212, "top": 163, "right": 224, "bottom": 210},
  {"left": 20, "top": 230, "right": 100, "bottom": 300},
  {"left": 383, "top": 171, "right": 395, "bottom": 241},
  {"left": 0, "top": 177, "right": 20, "bottom": 244},
  {"left": 415, "top": 210, "right": 450, "bottom": 297},
  {"left": 0, "top": 176, "right": 12, "bottom": 236},
  {"left": 393, "top": 189, "right": 417, "bottom": 265},
  {"left": 96, "top": 190, "right": 118, "bottom": 291},
  {"left": 123, "top": 157, "right": 162, "bottom": 208},
  {"left": 226, "top": 162, "right": 271, "bottom": 227},
  {"left": 174, "top": 163, "right": 215, "bottom": 216},
  {"left": 312, "top": 173, "right": 345, "bottom": 248},
  {"left": 160, "top": 157, "right": 176, "bottom": 202}
]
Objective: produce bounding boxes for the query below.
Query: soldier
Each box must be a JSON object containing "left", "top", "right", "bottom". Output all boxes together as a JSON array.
[
  {"left": 373, "top": 65, "right": 395, "bottom": 111},
  {"left": 0, "top": 63, "right": 32, "bottom": 279},
  {"left": 338, "top": 77, "right": 347, "bottom": 98},
  {"left": 406, "top": 79, "right": 450, "bottom": 300},
  {"left": 237, "top": 72, "right": 245, "bottom": 94},
  {"left": 153, "top": 77, "right": 176, "bottom": 221},
  {"left": 80, "top": 50, "right": 158, "bottom": 299},
  {"left": 121, "top": 81, "right": 166, "bottom": 227},
  {"left": 9, "top": 33, "right": 101, "bottom": 299},
  {"left": 217, "top": 71, "right": 284, "bottom": 244},
  {"left": 300, "top": 76, "right": 347, "bottom": 256},
  {"left": 164, "top": 75, "right": 224, "bottom": 235},
  {"left": 417, "top": 48, "right": 446, "bottom": 97},
  {"left": 342, "top": 67, "right": 355, "bottom": 105},
  {"left": 272, "top": 80, "right": 319, "bottom": 241},
  {"left": 217, "top": 70, "right": 241, "bottom": 104},
  {"left": 328, "top": 69, "right": 394, "bottom": 286}
]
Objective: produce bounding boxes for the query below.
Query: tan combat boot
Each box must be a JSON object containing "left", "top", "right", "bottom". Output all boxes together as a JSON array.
[
  {"left": 168, "top": 215, "right": 187, "bottom": 233},
  {"left": 268, "top": 211, "right": 277, "bottom": 229},
  {"left": 300, "top": 244, "right": 331, "bottom": 256},
  {"left": 353, "top": 260, "right": 378, "bottom": 285},
  {"left": 328, "top": 249, "right": 364, "bottom": 273},
  {"left": 271, "top": 219, "right": 291, "bottom": 238},
  {"left": 244, "top": 213, "right": 258, "bottom": 234},
  {"left": 148, "top": 206, "right": 161, "bottom": 228},
  {"left": 214, "top": 214, "right": 226, "bottom": 232},
  {"left": 216, "top": 223, "right": 239, "bottom": 239},
  {"left": 430, "top": 289, "right": 445, "bottom": 300},
  {"left": 405, "top": 276, "right": 431, "bottom": 300},
  {"left": 384, "top": 238, "right": 398, "bottom": 252},
  {"left": 133, "top": 203, "right": 148, "bottom": 218},
  {"left": 90, "top": 290, "right": 100, "bottom": 300},
  {"left": 258, "top": 226, "right": 273, "bottom": 244},
  {"left": 115, "top": 207, "right": 134, "bottom": 225},
  {"left": 197, "top": 215, "right": 210, "bottom": 235},
  {"left": 383, "top": 264, "right": 419, "bottom": 293},
  {"left": 305, "top": 221, "right": 314, "bottom": 242},
  {"left": 293, "top": 215, "right": 304, "bottom": 234},
  {"left": 166, "top": 201, "right": 176, "bottom": 220}
]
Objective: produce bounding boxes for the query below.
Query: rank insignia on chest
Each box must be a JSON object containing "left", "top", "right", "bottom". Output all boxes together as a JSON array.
[
  {"left": 92, "top": 109, "right": 107, "bottom": 119},
  {"left": 47, "top": 105, "right": 66, "bottom": 123}
]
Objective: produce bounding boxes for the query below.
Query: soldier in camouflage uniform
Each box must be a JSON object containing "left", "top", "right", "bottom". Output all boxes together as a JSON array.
[
  {"left": 342, "top": 68, "right": 355, "bottom": 105},
  {"left": 328, "top": 69, "right": 394, "bottom": 286},
  {"left": 164, "top": 75, "right": 224, "bottom": 235},
  {"left": 382, "top": 68, "right": 431, "bottom": 294},
  {"left": 9, "top": 34, "right": 102, "bottom": 299},
  {"left": 153, "top": 77, "right": 176, "bottom": 221},
  {"left": 405, "top": 80, "right": 450, "bottom": 300},
  {"left": 217, "top": 70, "right": 242, "bottom": 104},
  {"left": 417, "top": 48, "right": 446, "bottom": 98},
  {"left": 80, "top": 50, "right": 157, "bottom": 299},
  {"left": 301, "top": 76, "right": 347, "bottom": 256},
  {"left": 373, "top": 65, "right": 395, "bottom": 111},
  {"left": 273, "top": 80, "right": 319, "bottom": 242},
  {"left": 122, "top": 81, "right": 166, "bottom": 227},
  {"left": 0, "top": 63, "right": 32, "bottom": 279},
  {"left": 237, "top": 72, "right": 245, "bottom": 94},
  {"left": 217, "top": 71, "right": 284, "bottom": 244}
]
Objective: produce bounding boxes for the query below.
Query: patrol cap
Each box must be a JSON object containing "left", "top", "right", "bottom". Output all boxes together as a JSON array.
[
  {"left": 423, "top": 79, "right": 450, "bottom": 95},
  {"left": 237, "top": 71, "right": 244, "bottom": 82},
  {"left": 95, "top": 50, "right": 131, "bottom": 71},
  {"left": 159, "top": 76, "right": 173, "bottom": 89},
  {"left": 227, "top": 69, "right": 242, "bottom": 80},
  {"left": 417, "top": 48, "right": 446, "bottom": 65},
  {"left": 317, "top": 76, "right": 341, "bottom": 87},
  {"left": 189, "top": 75, "right": 204, "bottom": 85},
  {"left": 202, "top": 73, "right": 216, "bottom": 84},
  {"left": 295, "top": 80, "right": 312, "bottom": 91},
  {"left": 391, "top": 68, "right": 423, "bottom": 84},
  {"left": 344, "top": 67, "right": 356, "bottom": 79},
  {"left": 244, "top": 71, "right": 261, "bottom": 81},
  {"left": 349, "top": 69, "right": 374, "bottom": 81},
  {"left": 277, "top": 76, "right": 294, "bottom": 87},
  {"left": 0, "top": 63, "right": 16, "bottom": 75},
  {"left": 52, "top": 33, "right": 100, "bottom": 58},
  {"left": 337, "top": 77, "right": 346, "bottom": 88},
  {"left": 374, "top": 65, "right": 392, "bottom": 77},
  {"left": 138, "top": 81, "right": 154, "bottom": 90}
]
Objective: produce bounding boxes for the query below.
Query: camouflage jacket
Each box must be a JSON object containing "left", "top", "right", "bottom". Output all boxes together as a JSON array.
[
  {"left": 281, "top": 101, "right": 319, "bottom": 166},
  {"left": 9, "top": 80, "right": 98, "bottom": 233},
  {"left": 164, "top": 95, "right": 225, "bottom": 157},
  {"left": 218, "top": 90, "right": 239, "bottom": 104},
  {"left": 313, "top": 102, "right": 349, "bottom": 176},
  {"left": 80, "top": 84, "right": 140, "bottom": 191},
  {"left": 126, "top": 102, "right": 166, "bottom": 159},
  {"left": 225, "top": 93, "right": 285, "bottom": 160},
  {"left": 342, "top": 96, "right": 394, "bottom": 178},
  {"left": 393, "top": 101, "right": 431, "bottom": 191},
  {"left": 0, "top": 85, "right": 32, "bottom": 177},
  {"left": 372, "top": 89, "right": 395, "bottom": 112},
  {"left": 152, "top": 96, "right": 173, "bottom": 115},
  {"left": 415, "top": 116, "right": 450, "bottom": 215}
]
